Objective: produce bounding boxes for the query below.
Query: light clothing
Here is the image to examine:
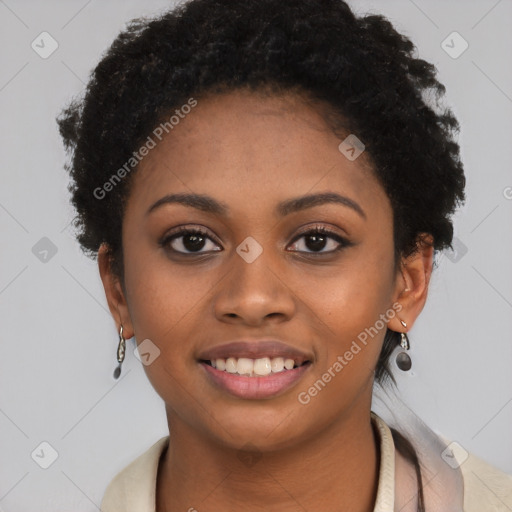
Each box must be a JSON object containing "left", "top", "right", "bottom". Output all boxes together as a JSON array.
[{"left": 101, "top": 412, "right": 512, "bottom": 511}]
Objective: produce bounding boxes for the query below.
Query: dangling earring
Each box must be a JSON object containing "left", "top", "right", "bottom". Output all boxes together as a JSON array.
[
  {"left": 395, "top": 319, "right": 412, "bottom": 371},
  {"left": 113, "top": 325, "right": 126, "bottom": 379}
]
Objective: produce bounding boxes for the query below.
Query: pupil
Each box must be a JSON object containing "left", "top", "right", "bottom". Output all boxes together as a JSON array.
[
  {"left": 306, "top": 234, "right": 326, "bottom": 252},
  {"left": 184, "top": 234, "right": 205, "bottom": 252}
]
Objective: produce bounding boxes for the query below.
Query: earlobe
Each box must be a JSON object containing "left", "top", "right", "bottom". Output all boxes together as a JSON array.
[
  {"left": 98, "top": 243, "right": 134, "bottom": 338},
  {"left": 390, "top": 234, "right": 434, "bottom": 332}
]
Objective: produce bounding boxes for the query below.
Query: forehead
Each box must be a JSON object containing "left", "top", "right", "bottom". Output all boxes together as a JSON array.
[{"left": 126, "top": 89, "right": 389, "bottom": 221}]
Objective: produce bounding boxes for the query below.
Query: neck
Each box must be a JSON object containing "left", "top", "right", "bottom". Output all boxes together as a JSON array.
[{"left": 157, "top": 404, "right": 380, "bottom": 512}]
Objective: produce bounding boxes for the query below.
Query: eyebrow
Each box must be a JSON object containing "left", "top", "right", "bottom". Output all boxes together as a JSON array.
[{"left": 147, "top": 192, "right": 366, "bottom": 219}]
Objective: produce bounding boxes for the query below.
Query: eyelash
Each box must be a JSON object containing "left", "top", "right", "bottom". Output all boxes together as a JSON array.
[{"left": 159, "top": 224, "right": 352, "bottom": 256}]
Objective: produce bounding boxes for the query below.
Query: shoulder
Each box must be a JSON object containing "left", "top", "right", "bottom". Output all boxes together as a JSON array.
[
  {"left": 100, "top": 436, "right": 169, "bottom": 512},
  {"left": 373, "top": 411, "right": 512, "bottom": 511},
  {"left": 430, "top": 429, "right": 512, "bottom": 511},
  {"left": 459, "top": 450, "right": 512, "bottom": 511}
]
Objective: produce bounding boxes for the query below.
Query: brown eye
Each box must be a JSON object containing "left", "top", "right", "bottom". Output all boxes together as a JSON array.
[
  {"left": 288, "top": 227, "right": 351, "bottom": 254},
  {"left": 160, "top": 228, "right": 222, "bottom": 254}
]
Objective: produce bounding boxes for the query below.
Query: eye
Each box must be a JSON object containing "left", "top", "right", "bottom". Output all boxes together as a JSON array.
[
  {"left": 288, "top": 226, "right": 351, "bottom": 254},
  {"left": 159, "top": 224, "right": 352, "bottom": 257},
  {"left": 159, "top": 227, "right": 222, "bottom": 254}
]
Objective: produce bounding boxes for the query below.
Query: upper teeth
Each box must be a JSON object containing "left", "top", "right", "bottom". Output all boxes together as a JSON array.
[{"left": 211, "top": 357, "right": 297, "bottom": 376}]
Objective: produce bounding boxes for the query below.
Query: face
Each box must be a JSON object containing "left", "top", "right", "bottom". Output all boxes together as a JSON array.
[{"left": 103, "top": 89, "right": 414, "bottom": 451}]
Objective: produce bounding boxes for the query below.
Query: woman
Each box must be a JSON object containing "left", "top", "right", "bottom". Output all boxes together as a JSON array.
[{"left": 57, "top": 0, "right": 512, "bottom": 510}]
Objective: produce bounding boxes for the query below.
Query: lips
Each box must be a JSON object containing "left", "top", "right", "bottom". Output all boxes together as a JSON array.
[{"left": 197, "top": 340, "right": 313, "bottom": 399}]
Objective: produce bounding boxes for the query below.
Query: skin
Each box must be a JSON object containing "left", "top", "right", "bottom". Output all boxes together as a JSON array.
[{"left": 99, "top": 88, "right": 433, "bottom": 511}]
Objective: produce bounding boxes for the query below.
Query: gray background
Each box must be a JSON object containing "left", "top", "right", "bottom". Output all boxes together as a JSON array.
[{"left": 0, "top": 0, "right": 511, "bottom": 510}]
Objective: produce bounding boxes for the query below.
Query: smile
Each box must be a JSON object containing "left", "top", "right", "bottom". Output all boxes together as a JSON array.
[
  {"left": 197, "top": 339, "right": 313, "bottom": 399},
  {"left": 202, "top": 356, "right": 306, "bottom": 376}
]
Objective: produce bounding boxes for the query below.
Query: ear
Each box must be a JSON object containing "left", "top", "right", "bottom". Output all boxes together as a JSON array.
[
  {"left": 98, "top": 243, "right": 134, "bottom": 338},
  {"left": 388, "top": 234, "right": 434, "bottom": 333}
]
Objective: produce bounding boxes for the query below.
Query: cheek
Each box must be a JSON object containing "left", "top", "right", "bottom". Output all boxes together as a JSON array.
[
  {"left": 123, "top": 258, "right": 200, "bottom": 407},
  {"left": 296, "top": 239, "right": 395, "bottom": 331},
  {"left": 293, "top": 286, "right": 393, "bottom": 421},
  {"left": 295, "top": 244, "right": 396, "bottom": 388},
  {"left": 123, "top": 246, "right": 204, "bottom": 338},
  {"left": 122, "top": 244, "right": 228, "bottom": 395}
]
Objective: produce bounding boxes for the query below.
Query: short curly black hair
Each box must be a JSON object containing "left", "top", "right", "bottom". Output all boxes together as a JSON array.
[{"left": 57, "top": 0, "right": 465, "bottom": 386}]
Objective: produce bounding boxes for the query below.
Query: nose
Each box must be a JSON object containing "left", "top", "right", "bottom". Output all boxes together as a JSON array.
[{"left": 212, "top": 246, "right": 296, "bottom": 327}]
